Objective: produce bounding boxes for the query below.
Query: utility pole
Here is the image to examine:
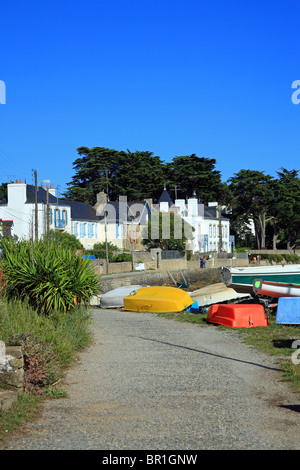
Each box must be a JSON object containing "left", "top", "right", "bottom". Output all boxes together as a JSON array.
[
  {"left": 105, "top": 212, "right": 109, "bottom": 274},
  {"left": 34, "top": 170, "right": 38, "bottom": 241},
  {"left": 131, "top": 218, "right": 134, "bottom": 271},
  {"left": 218, "top": 202, "right": 222, "bottom": 253},
  {"left": 46, "top": 185, "right": 50, "bottom": 233}
]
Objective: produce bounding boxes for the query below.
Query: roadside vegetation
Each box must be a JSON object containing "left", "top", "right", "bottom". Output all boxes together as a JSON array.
[{"left": 0, "top": 234, "right": 100, "bottom": 442}]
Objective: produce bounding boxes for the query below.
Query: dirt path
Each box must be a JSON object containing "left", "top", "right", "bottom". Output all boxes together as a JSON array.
[{"left": 1, "top": 308, "right": 299, "bottom": 450}]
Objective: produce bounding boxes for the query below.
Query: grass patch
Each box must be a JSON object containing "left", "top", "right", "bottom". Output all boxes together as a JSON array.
[
  {"left": 0, "top": 391, "right": 42, "bottom": 442},
  {"left": 0, "top": 299, "right": 93, "bottom": 443},
  {"left": 0, "top": 299, "right": 93, "bottom": 368}
]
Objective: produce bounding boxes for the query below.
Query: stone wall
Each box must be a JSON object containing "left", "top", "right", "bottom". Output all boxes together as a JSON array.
[
  {"left": 98, "top": 267, "right": 220, "bottom": 293},
  {"left": 0, "top": 345, "right": 24, "bottom": 412}
]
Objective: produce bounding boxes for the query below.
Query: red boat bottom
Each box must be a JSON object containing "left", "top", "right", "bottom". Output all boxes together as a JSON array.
[{"left": 206, "top": 303, "right": 268, "bottom": 328}]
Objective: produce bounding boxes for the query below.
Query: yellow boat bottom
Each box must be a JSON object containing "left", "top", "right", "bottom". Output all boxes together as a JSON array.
[{"left": 123, "top": 286, "right": 193, "bottom": 313}]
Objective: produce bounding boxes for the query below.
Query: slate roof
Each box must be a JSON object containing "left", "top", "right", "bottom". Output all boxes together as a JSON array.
[
  {"left": 203, "top": 204, "right": 228, "bottom": 220},
  {"left": 26, "top": 186, "right": 99, "bottom": 221},
  {"left": 63, "top": 200, "right": 99, "bottom": 221},
  {"left": 26, "top": 185, "right": 61, "bottom": 205},
  {"left": 157, "top": 188, "right": 173, "bottom": 207},
  {"left": 97, "top": 200, "right": 151, "bottom": 224}
]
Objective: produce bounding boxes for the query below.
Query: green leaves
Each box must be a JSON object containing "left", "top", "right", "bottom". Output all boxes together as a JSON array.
[
  {"left": 1, "top": 238, "right": 100, "bottom": 314},
  {"left": 142, "top": 212, "right": 192, "bottom": 251},
  {"left": 63, "top": 147, "right": 223, "bottom": 205}
]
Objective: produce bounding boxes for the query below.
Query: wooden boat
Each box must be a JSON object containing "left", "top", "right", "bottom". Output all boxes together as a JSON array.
[
  {"left": 253, "top": 279, "right": 300, "bottom": 298},
  {"left": 219, "top": 264, "right": 300, "bottom": 294},
  {"left": 123, "top": 286, "right": 193, "bottom": 313},
  {"left": 100, "top": 285, "right": 146, "bottom": 308},
  {"left": 190, "top": 282, "right": 251, "bottom": 307}
]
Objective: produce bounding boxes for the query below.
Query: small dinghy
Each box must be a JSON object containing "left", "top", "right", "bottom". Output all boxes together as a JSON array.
[
  {"left": 206, "top": 303, "right": 268, "bottom": 328},
  {"left": 253, "top": 279, "right": 300, "bottom": 298},
  {"left": 123, "top": 286, "right": 193, "bottom": 313},
  {"left": 100, "top": 285, "right": 145, "bottom": 308},
  {"left": 190, "top": 283, "right": 251, "bottom": 307},
  {"left": 276, "top": 297, "right": 300, "bottom": 324}
]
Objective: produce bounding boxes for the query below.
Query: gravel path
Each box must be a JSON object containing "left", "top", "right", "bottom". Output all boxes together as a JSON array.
[{"left": 2, "top": 308, "right": 300, "bottom": 450}]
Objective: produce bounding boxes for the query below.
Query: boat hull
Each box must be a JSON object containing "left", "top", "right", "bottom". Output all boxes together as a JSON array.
[
  {"left": 124, "top": 286, "right": 193, "bottom": 313},
  {"left": 100, "top": 285, "right": 145, "bottom": 308},
  {"left": 190, "top": 283, "right": 250, "bottom": 307},
  {"left": 206, "top": 303, "right": 268, "bottom": 328},
  {"left": 219, "top": 265, "right": 300, "bottom": 294},
  {"left": 276, "top": 297, "right": 300, "bottom": 324},
  {"left": 253, "top": 279, "right": 300, "bottom": 298}
]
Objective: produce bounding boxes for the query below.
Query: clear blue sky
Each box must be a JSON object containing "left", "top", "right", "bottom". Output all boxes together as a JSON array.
[{"left": 1, "top": 0, "right": 299, "bottom": 196}]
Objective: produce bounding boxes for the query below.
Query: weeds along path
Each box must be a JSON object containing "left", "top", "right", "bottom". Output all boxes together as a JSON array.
[{"left": 1, "top": 308, "right": 300, "bottom": 450}]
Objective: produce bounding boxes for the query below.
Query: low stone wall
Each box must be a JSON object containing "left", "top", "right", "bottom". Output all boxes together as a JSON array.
[
  {"left": 0, "top": 345, "right": 24, "bottom": 412},
  {"left": 99, "top": 267, "right": 220, "bottom": 293},
  {"left": 92, "top": 252, "right": 251, "bottom": 276}
]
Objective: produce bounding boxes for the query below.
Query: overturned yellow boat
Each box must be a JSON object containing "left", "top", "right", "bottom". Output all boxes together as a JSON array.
[{"left": 123, "top": 286, "right": 193, "bottom": 313}]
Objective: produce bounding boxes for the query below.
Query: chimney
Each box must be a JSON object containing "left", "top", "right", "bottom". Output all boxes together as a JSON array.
[
  {"left": 48, "top": 185, "right": 56, "bottom": 197},
  {"left": 8, "top": 180, "right": 27, "bottom": 207},
  {"left": 94, "top": 191, "right": 108, "bottom": 211}
]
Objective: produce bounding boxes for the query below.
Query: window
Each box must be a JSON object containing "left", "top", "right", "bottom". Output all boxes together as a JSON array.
[
  {"left": 63, "top": 209, "right": 68, "bottom": 225},
  {"left": 90, "top": 223, "right": 94, "bottom": 238}
]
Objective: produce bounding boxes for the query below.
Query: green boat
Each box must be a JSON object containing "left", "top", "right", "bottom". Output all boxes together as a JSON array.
[{"left": 219, "top": 264, "right": 300, "bottom": 294}]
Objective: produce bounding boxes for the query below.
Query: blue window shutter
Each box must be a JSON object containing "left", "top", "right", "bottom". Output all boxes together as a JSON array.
[
  {"left": 65, "top": 210, "right": 68, "bottom": 225},
  {"left": 50, "top": 209, "right": 53, "bottom": 224},
  {"left": 74, "top": 222, "right": 77, "bottom": 237},
  {"left": 120, "top": 224, "right": 123, "bottom": 239},
  {"left": 116, "top": 223, "right": 119, "bottom": 238},
  {"left": 95, "top": 224, "right": 97, "bottom": 238},
  {"left": 80, "top": 223, "right": 83, "bottom": 237}
]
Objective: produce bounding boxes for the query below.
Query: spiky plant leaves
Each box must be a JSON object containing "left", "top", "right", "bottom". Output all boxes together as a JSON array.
[{"left": 1, "top": 238, "right": 100, "bottom": 314}]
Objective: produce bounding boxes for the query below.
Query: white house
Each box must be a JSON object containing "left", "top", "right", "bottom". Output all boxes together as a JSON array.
[
  {"left": 95, "top": 193, "right": 152, "bottom": 250},
  {"left": 156, "top": 187, "right": 232, "bottom": 253},
  {"left": 0, "top": 182, "right": 152, "bottom": 251},
  {"left": 0, "top": 181, "right": 100, "bottom": 249}
]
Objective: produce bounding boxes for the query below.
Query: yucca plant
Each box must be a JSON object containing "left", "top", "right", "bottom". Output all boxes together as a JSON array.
[{"left": 0, "top": 238, "right": 100, "bottom": 314}]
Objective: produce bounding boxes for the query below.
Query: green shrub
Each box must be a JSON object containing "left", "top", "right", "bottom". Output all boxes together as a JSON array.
[
  {"left": 284, "top": 254, "right": 300, "bottom": 264},
  {"left": 0, "top": 238, "right": 100, "bottom": 314},
  {"left": 89, "top": 241, "right": 120, "bottom": 260},
  {"left": 42, "top": 229, "right": 82, "bottom": 252},
  {"left": 112, "top": 253, "right": 132, "bottom": 263}
]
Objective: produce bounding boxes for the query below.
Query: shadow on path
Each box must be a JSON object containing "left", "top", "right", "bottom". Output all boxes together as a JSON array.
[{"left": 131, "top": 335, "right": 284, "bottom": 372}]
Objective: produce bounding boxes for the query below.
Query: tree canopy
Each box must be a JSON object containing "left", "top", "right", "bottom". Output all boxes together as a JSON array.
[
  {"left": 63, "top": 147, "right": 225, "bottom": 206},
  {"left": 62, "top": 146, "right": 300, "bottom": 250}
]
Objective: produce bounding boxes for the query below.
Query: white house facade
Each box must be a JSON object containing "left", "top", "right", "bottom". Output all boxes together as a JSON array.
[
  {"left": 0, "top": 181, "right": 101, "bottom": 249},
  {"left": 0, "top": 182, "right": 151, "bottom": 251},
  {"left": 157, "top": 188, "right": 232, "bottom": 253}
]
